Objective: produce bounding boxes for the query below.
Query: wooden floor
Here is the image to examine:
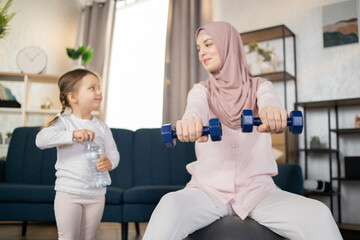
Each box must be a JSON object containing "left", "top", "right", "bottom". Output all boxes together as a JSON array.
[{"left": 0, "top": 221, "right": 147, "bottom": 240}]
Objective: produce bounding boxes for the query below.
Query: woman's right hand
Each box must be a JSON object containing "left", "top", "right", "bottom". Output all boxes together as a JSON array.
[
  {"left": 175, "top": 116, "right": 208, "bottom": 143},
  {"left": 73, "top": 129, "right": 95, "bottom": 142}
]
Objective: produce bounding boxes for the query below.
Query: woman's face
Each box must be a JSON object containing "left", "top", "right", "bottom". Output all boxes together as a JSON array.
[{"left": 196, "top": 34, "right": 222, "bottom": 73}]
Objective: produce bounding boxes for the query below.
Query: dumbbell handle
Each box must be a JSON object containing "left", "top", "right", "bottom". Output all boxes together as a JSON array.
[
  {"left": 252, "top": 118, "right": 295, "bottom": 127},
  {"left": 171, "top": 126, "right": 212, "bottom": 139}
]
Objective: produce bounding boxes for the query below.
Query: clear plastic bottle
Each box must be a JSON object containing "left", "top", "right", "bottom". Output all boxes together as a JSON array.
[{"left": 83, "top": 136, "right": 111, "bottom": 188}]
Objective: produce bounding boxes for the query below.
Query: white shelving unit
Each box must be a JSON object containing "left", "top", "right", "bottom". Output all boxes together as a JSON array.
[{"left": 0, "top": 72, "right": 61, "bottom": 158}]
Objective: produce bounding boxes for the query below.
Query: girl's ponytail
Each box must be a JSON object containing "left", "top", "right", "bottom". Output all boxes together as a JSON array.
[{"left": 40, "top": 100, "right": 66, "bottom": 130}]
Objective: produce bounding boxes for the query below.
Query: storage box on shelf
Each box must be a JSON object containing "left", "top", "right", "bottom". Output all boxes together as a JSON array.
[
  {"left": 240, "top": 25, "right": 298, "bottom": 163},
  {"left": 296, "top": 97, "right": 360, "bottom": 228}
]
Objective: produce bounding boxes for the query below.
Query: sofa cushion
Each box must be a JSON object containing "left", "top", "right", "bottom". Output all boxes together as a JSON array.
[
  {"left": 123, "top": 203, "right": 158, "bottom": 222},
  {"left": 0, "top": 183, "right": 55, "bottom": 203},
  {"left": 124, "top": 185, "right": 184, "bottom": 203},
  {"left": 105, "top": 186, "right": 125, "bottom": 204}
]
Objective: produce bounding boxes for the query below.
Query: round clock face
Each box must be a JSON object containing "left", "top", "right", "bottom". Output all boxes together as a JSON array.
[{"left": 16, "top": 46, "right": 47, "bottom": 74}]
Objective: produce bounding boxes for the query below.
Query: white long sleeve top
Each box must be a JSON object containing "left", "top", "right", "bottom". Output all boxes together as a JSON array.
[
  {"left": 36, "top": 113, "right": 120, "bottom": 196},
  {"left": 182, "top": 81, "right": 283, "bottom": 219}
]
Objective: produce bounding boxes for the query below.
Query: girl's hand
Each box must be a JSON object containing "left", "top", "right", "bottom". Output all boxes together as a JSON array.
[
  {"left": 258, "top": 106, "right": 288, "bottom": 134},
  {"left": 73, "top": 129, "right": 95, "bottom": 142},
  {"left": 97, "top": 156, "right": 112, "bottom": 171},
  {"left": 176, "top": 116, "right": 208, "bottom": 143}
]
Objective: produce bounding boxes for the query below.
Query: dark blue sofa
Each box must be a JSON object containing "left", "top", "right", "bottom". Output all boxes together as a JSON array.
[{"left": 0, "top": 127, "right": 303, "bottom": 240}]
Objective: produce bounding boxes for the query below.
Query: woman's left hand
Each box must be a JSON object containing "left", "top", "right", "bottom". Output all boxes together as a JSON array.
[
  {"left": 258, "top": 106, "right": 288, "bottom": 134},
  {"left": 97, "top": 156, "right": 112, "bottom": 171}
]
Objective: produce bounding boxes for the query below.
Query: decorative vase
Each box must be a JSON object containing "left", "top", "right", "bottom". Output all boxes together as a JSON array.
[
  {"left": 259, "top": 54, "right": 277, "bottom": 74},
  {"left": 71, "top": 57, "right": 85, "bottom": 70}
]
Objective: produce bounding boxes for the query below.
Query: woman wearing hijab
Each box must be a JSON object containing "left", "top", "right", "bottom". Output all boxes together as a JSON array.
[{"left": 143, "top": 22, "right": 342, "bottom": 240}]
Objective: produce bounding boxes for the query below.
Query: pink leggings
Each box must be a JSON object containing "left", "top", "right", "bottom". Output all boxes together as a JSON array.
[{"left": 54, "top": 191, "right": 105, "bottom": 240}]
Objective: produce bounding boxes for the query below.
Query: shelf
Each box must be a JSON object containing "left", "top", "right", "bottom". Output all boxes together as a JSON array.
[
  {"left": 254, "top": 71, "right": 295, "bottom": 82},
  {"left": 26, "top": 109, "right": 60, "bottom": 114},
  {"left": 0, "top": 72, "right": 25, "bottom": 81},
  {"left": 296, "top": 98, "right": 360, "bottom": 109},
  {"left": 333, "top": 177, "right": 360, "bottom": 181},
  {"left": 338, "top": 223, "right": 360, "bottom": 231},
  {"left": 0, "top": 72, "right": 59, "bottom": 83},
  {"left": 298, "top": 148, "right": 338, "bottom": 153},
  {"left": 28, "top": 74, "right": 59, "bottom": 83},
  {"left": 331, "top": 128, "right": 360, "bottom": 134},
  {"left": 240, "top": 25, "right": 295, "bottom": 44},
  {"left": 304, "top": 190, "right": 338, "bottom": 196},
  {"left": 299, "top": 97, "right": 360, "bottom": 223},
  {"left": 0, "top": 108, "right": 22, "bottom": 113}
]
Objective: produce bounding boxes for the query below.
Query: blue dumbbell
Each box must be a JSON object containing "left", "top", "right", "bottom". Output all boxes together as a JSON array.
[
  {"left": 161, "top": 118, "right": 222, "bottom": 148},
  {"left": 241, "top": 110, "right": 303, "bottom": 134}
]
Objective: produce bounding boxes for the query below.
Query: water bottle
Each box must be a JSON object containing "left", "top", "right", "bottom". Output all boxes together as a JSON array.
[{"left": 83, "top": 135, "right": 111, "bottom": 188}]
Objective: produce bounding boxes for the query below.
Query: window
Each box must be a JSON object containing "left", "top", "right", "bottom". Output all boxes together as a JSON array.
[{"left": 105, "top": 0, "right": 169, "bottom": 130}]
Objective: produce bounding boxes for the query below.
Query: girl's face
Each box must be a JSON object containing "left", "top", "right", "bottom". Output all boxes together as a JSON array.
[
  {"left": 71, "top": 74, "right": 103, "bottom": 113},
  {"left": 196, "top": 34, "right": 222, "bottom": 73}
]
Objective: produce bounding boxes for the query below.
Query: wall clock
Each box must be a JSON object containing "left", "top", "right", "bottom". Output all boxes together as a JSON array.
[{"left": 16, "top": 46, "right": 48, "bottom": 74}]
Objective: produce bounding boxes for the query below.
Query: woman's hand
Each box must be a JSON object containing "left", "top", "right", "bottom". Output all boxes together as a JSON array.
[
  {"left": 73, "top": 129, "right": 95, "bottom": 142},
  {"left": 97, "top": 156, "right": 112, "bottom": 171},
  {"left": 175, "top": 116, "right": 208, "bottom": 143},
  {"left": 258, "top": 106, "right": 288, "bottom": 134}
]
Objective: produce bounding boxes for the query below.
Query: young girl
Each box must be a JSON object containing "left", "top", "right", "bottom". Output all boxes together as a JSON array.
[
  {"left": 143, "top": 22, "right": 342, "bottom": 240},
  {"left": 36, "top": 68, "right": 120, "bottom": 240}
]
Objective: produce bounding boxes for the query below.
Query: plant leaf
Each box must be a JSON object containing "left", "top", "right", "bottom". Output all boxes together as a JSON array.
[
  {"left": 78, "top": 45, "right": 85, "bottom": 55},
  {"left": 82, "top": 49, "right": 93, "bottom": 63},
  {"left": 0, "top": 0, "right": 12, "bottom": 15},
  {"left": 66, "top": 48, "right": 80, "bottom": 60}
]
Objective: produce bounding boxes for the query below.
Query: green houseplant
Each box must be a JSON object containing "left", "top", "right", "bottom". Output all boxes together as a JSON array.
[
  {"left": 247, "top": 41, "right": 277, "bottom": 74},
  {"left": 5, "top": 131, "right": 11, "bottom": 144},
  {"left": 66, "top": 45, "right": 93, "bottom": 65},
  {"left": 247, "top": 42, "right": 273, "bottom": 62},
  {"left": 310, "top": 136, "right": 321, "bottom": 149},
  {"left": 0, "top": 0, "right": 16, "bottom": 39}
]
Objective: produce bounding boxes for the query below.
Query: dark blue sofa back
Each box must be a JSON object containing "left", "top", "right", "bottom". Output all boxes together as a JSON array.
[
  {"left": 5, "top": 127, "right": 57, "bottom": 185},
  {"left": 132, "top": 129, "right": 196, "bottom": 186},
  {"left": 110, "top": 128, "right": 196, "bottom": 188},
  {"left": 4, "top": 127, "right": 196, "bottom": 190},
  {"left": 110, "top": 128, "right": 135, "bottom": 189}
]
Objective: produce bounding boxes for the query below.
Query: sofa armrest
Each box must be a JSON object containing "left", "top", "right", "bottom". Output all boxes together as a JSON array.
[
  {"left": 273, "top": 163, "right": 303, "bottom": 195},
  {"left": 0, "top": 159, "right": 5, "bottom": 182}
]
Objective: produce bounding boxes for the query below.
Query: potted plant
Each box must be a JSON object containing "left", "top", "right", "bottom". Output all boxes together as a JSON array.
[
  {"left": 0, "top": 0, "right": 16, "bottom": 39},
  {"left": 5, "top": 132, "right": 11, "bottom": 144},
  {"left": 247, "top": 42, "right": 277, "bottom": 73},
  {"left": 310, "top": 136, "right": 321, "bottom": 149},
  {"left": 66, "top": 45, "right": 93, "bottom": 67}
]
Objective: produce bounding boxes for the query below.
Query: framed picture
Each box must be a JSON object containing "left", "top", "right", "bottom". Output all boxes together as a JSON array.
[{"left": 322, "top": 0, "right": 359, "bottom": 47}]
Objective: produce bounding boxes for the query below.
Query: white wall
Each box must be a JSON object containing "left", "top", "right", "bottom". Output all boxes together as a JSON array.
[
  {"left": 213, "top": 0, "right": 360, "bottom": 224},
  {"left": 0, "top": 0, "right": 82, "bottom": 74}
]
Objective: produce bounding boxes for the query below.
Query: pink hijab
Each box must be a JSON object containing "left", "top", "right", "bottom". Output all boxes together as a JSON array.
[{"left": 197, "top": 22, "right": 266, "bottom": 130}]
